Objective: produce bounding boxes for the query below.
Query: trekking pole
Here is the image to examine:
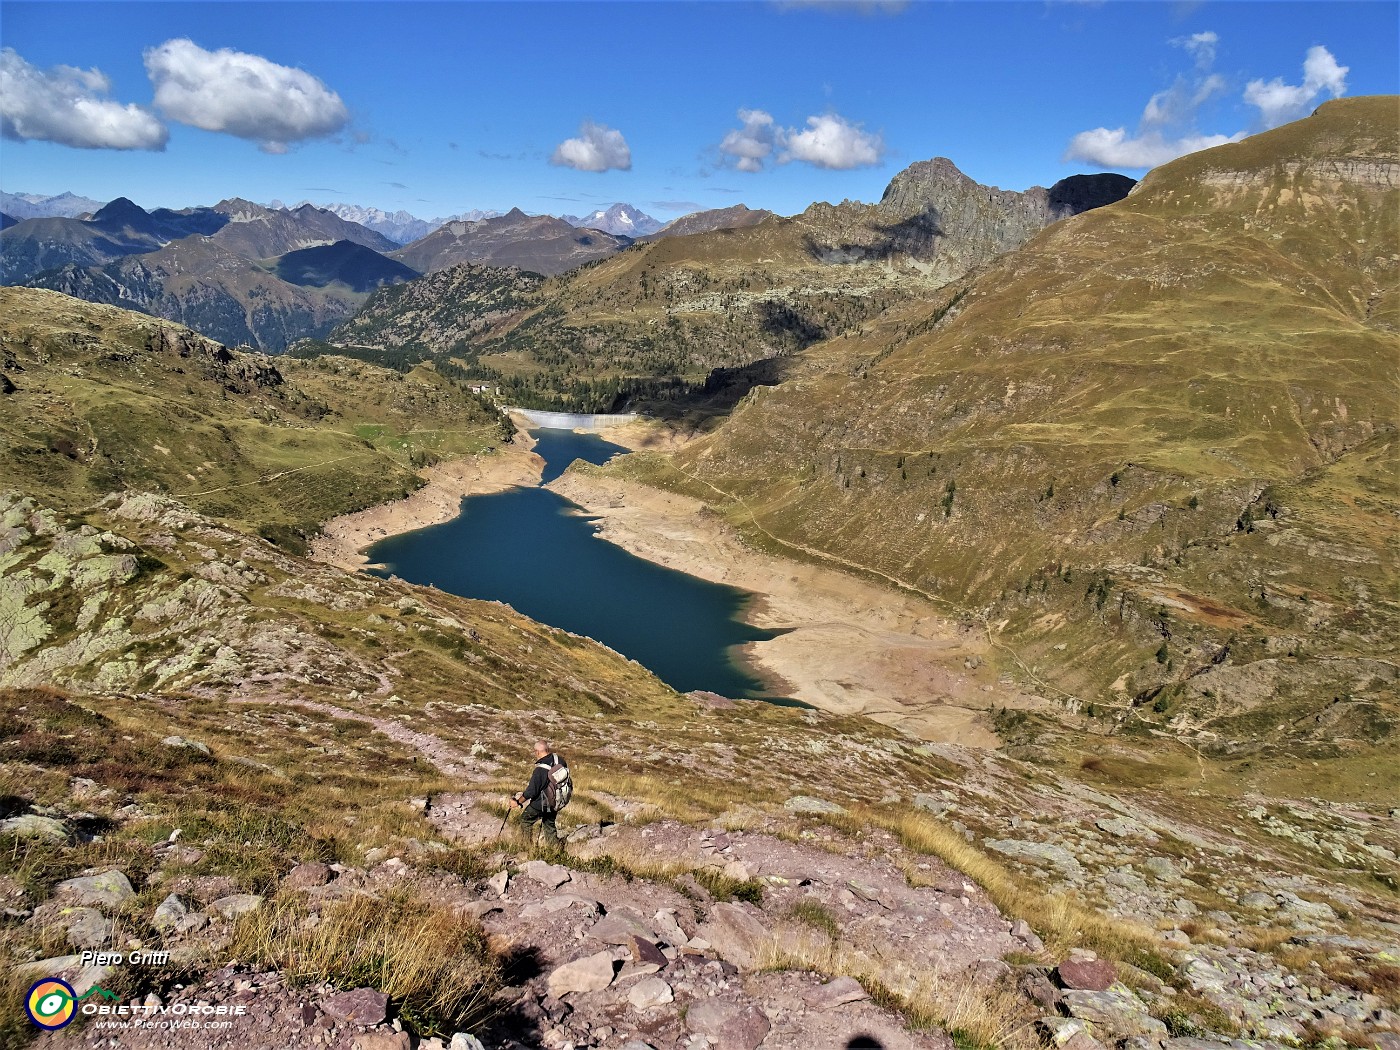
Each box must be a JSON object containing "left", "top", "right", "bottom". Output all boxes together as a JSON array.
[{"left": 496, "top": 797, "right": 517, "bottom": 840}]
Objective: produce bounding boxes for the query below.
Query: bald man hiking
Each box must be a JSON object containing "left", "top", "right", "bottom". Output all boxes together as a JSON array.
[{"left": 510, "top": 740, "right": 572, "bottom": 847}]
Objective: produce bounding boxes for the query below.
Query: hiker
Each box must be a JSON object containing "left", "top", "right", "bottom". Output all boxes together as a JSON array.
[{"left": 511, "top": 740, "right": 571, "bottom": 846}]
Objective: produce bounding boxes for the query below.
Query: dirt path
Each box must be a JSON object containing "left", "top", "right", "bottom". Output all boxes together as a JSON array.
[
  {"left": 229, "top": 695, "right": 497, "bottom": 782},
  {"left": 548, "top": 472, "right": 1048, "bottom": 746}
]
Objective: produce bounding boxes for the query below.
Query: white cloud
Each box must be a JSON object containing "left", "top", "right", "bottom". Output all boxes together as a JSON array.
[
  {"left": 1064, "top": 127, "right": 1244, "bottom": 168},
  {"left": 550, "top": 121, "right": 632, "bottom": 172},
  {"left": 782, "top": 113, "right": 884, "bottom": 169},
  {"left": 1174, "top": 30, "right": 1218, "bottom": 69},
  {"left": 719, "top": 109, "right": 778, "bottom": 172},
  {"left": 144, "top": 38, "right": 348, "bottom": 152},
  {"left": 0, "top": 47, "right": 167, "bottom": 150},
  {"left": 1142, "top": 72, "right": 1227, "bottom": 128},
  {"left": 718, "top": 108, "right": 884, "bottom": 172},
  {"left": 1067, "top": 29, "right": 1248, "bottom": 170},
  {"left": 1244, "top": 45, "right": 1348, "bottom": 128}
]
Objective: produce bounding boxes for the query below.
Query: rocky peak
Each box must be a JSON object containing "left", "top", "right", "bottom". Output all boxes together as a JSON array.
[
  {"left": 213, "top": 198, "right": 275, "bottom": 223},
  {"left": 92, "top": 197, "right": 151, "bottom": 227},
  {"left": 877, "top": 157, "right": 979, "bottom": 216},
  {"left": 1046, "top": 173, "right": 1137, "bottom": 217}
]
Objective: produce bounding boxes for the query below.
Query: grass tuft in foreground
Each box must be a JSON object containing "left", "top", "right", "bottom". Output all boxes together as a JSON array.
[{"left": 230, "top": 889, "right": 500, "bottom": 1037}]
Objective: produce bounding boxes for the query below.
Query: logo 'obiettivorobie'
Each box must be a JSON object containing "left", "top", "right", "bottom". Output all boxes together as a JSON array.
[{"left": 25, "top": 978, "right": 77, "bottom": 1029}]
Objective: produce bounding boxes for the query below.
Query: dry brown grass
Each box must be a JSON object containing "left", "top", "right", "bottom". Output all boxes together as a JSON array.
[
  {"left": 230, "top": 888, "right": 499, "bottom": 1036},
  {"left": 827, "top": 807, "right": 1165, "bottom": 966},
  {"left": 759, "top": 934, "right": 1039, "bottom": 1050}
]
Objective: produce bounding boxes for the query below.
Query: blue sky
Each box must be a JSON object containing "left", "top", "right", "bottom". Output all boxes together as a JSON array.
[{"left": 1, "top": 1, "right": 1395, "bottom": 220}]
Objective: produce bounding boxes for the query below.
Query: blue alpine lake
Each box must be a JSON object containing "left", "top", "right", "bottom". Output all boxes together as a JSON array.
[{"left": 366, "top": 428, "right": 785, "bottom": 699}]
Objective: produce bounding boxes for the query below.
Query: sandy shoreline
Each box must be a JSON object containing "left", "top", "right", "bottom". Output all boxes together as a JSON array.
[
  {"left": 312, "top": 414, "right": 1042, "bottom": 744},
  {"left": 310, "top": 432, "right": 542, "bottom": 571},
  {"left": 548, "top": 471, "right": 1047, "bottom": 746}
]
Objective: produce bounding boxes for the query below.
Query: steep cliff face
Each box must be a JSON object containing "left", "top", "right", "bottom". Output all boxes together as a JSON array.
[{"left": 797, "top": 159, "right": 1134, "bottom": 277}]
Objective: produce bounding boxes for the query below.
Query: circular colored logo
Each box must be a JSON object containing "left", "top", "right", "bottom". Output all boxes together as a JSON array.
[{"left": 26, "top": 978, "right": 77, "bottom": 1030}]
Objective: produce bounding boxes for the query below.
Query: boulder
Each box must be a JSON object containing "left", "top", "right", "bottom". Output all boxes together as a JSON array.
[
  {"left": 521, "top": 860, "right": 571, "bottom": 889},
  {"left": 653, "top": 909, "right": 689, "bottom": 946},
  {"left": 546, "top": 950, "right": 616, "bottom": 997},
  {"left": 55, "top": 870, "right": 134, "bottom": 908},
  {"left": 685, "top": 1000, "right": 771, "bottom": 1050},
  {"left": 985, "top": 840, "right": 1083, "bottom": 879},
  {"left": 285, "top": 862, "right": 332, "bottom": 890},
  {"left": 1061, "top": 990, "right": 1168, "bottom": 1038},
  {"left": 588, "top": 906, "right": 655, "bottom": 945},
  {"left": 62, "top": 908, "right": 113, "bottom": 948},
  {"left": 695, "top": 902, "right": 773, "bottom": 971},
  {"left": 162, "top": 735, "right": 211, "bottom": 755},
  {"left": 170, "top": 874, "right": 238, "bottom": 903},
  {"left": 209, "top": 894, "right": 264, "bottom": 920},
  {"left": 321, "top": 987, "right": 390, "bottom": 1026},
  {"left": 1094, "top": 817, "right": 1158, "bottom": 841},
  {"left": 1141, "top": 857, "right": 1179, "bottom": 882},
  {"left": 352, "top": 1035, "right": 409, "bottom": 1050},
  {"left": 783, "top": 796, "right": 846, "bottom": 816},
  {"left": 846, "top": 878, "right": 885, "bottom": 905},
  {"left": 152, "top": 894, "right": 194, "bottom": 931},
  {"left": 627, "top": 977, "right": 674, "bottom": 1010},
  {"left": 631, "top": 936, "right": 669, "bottom": 968},
  {"left": 0, "top": 814, "right": 67, "bottom": 842},
  {"left": 1019, "top": 968, "right": 1060, "bottom": 1010},
  {"left": 1056, "top": 959, "right": 1116, "bottom": 991},
  {"left": 486, "top": 870, "right": 509, "bottom": 896},
  {"left": 802, "top": 976, "right": 869, "bottom": 1010},
  {"left": 448, "top": 1036, "right": 488, "bottom": 1050},
  {"left": 913, "top": 794, "right": 951, "bottom": 816},
  {"left": 1038, "top": 1017, "right": 1106, "bottom": 1050},
  {"left": 1011, "top": 918, "right": 1045, "bottom": 952}
]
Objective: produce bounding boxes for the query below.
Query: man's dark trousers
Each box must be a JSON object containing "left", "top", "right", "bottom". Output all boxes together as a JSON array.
[{"left": 520, "top": 800, "right": 559, "bottom": 844}]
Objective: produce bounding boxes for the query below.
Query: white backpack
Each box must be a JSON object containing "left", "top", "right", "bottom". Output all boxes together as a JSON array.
[{"left": 539, "top": 755, "right": 572, "bottom": 813}]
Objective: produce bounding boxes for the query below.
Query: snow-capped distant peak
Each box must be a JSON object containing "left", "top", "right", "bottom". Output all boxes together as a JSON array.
[{"left": 560, "top": 203, "right": 662, "bottom": 237}]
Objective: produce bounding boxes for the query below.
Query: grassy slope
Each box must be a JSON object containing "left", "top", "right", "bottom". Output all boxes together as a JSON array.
[
  {"left": 0, "top": 287, "right": 510, "bottom": 547},
  {"left": 609, "top": 97, "right": 1399, "bottom": 737},
  {"left": 1, "top": 267, "right": 1396, "bottom": 1045}
]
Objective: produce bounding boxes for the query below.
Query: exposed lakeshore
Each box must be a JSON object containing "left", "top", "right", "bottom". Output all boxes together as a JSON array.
[
  {"left": 310, "top": 431, "right": 543, "bottom": 571},
  {"left": 546, "top": 468, "right": 1048, "bottom": 746},
  {"left": 314, "top": 418, "right": 1045, "bottom": 745}
]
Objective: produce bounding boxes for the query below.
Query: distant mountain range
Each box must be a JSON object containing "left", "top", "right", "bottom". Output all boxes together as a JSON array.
[
  {"left": 0, "top": 197, "right": 228, "bottom": 283},
  {"left": 389, "top": 208, "right": 632, "bottom": 276},
  {"left": 7, "top": 197, "right": 419, "bottom": 351},
  {"left": 320, "top": 161, "right": 1135, "bottom": 411},
  {"left": 0, "top": 190, "right": 106, "bottom": 220},
  {"left": 562, "top": 203, "right": 664, "bottom": 237},
  {"left": 2, "top": 171, "right": 1127, "bottom": 359},
  {"left": 269, "top": 202, "right": 505, "bottom": 245},
  {"left": 640, "top": 204, "right": 773, "bottom": 241}
]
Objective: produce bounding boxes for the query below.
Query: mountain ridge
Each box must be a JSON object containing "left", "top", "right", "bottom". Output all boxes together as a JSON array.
[
  {"left": 323, "top": 153, "right": 1132, "bottom": 410},
  {"left": 607, "top": 95, "right": 1398, "bottom": 733}
]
